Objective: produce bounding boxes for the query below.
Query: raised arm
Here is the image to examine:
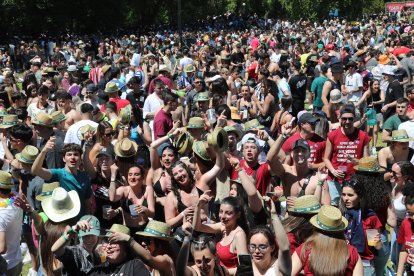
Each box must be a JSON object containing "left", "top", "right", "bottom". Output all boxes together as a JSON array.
[
  {"left": 267, "top": 127, "right": 290, "bottom": 177},
  {"left": 194, "top": 191, "right": 222, "bottom": 234},
  {"left": 108, "top": 164, "right": 124, "bottom": 202},
  {"left": 197, "top": 151, "right": 224, "bottom": 191},
  {"left": 31, "top": 138, "right": 54, "bottom": 181},
  {"left": 83, "top": 145, "right": 97, "bottom": 179},
  {"left": 176, "top": 222, "right": 197, "bottom": 276}
]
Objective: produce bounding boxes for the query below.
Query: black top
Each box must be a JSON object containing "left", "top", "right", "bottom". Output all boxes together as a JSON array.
[
  {"left": 384, "top": 79, "right": 404, "bottom": 119},
  {"left": 289, "top": 72, "right": 308, "bottom": 100},
  {"left": 87, "top": 259, "right": 150, "bottom": 276}
]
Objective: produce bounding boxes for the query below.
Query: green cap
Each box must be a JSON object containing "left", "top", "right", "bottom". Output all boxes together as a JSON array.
[{"left": 78, "top": 215, "right": 101, "bottom": 237}]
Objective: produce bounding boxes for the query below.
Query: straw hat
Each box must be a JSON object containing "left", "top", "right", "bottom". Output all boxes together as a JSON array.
[
  {"left": 0, "top": 115, "right": 18, "bottom": 129},
  {"left": 104, "top": 82, "right": 119, "bottom": 93},
  {"left": 93, "top": 111, "right": 106, "bottom": 123},
  {"left": 330, "top": 89, "right": 342, "bottom": 104},
  {"left": 195, "top": 92, "right": 210, "bottom": 102},
  {"left": 187, "top": 117, "right": 205, "bottom": 129},
  {"left": 354, "top": 156, "right": 385, "bottom": 172},
  {"left": 390, "top": 129, "right": 414, "bottom": 143},
  {"left": 0, "top": 107, "right": 7, "bottom": 117},
  {"left": 224, "top": 125, "right": 243, "bottom": 140},
  {"left": 175, "top": 132, "right": 194, "bottom": 155},
  {"left": 0, "top": 171, "right": 13, "bottom": 189},
  {"left": 287, "top": 195, "right": 321, "bottom": 215},
  {"left": 184, "top": 64, "right": 196, "bottom": 73},
  {"left": 114, "top": 138, "right": 138, "bottom": 158},
  {"left": 80, "top": 125, "right": 97, "bottom": 140},
  {"left": 378, "top": 54, "right": 390, "bottom": 65},
  {"left": 32, "top": 112, "right": 53, "bottom": 126},
  {"left": 36, "top": 182, "right": 60, "bottom": 201},
  {"left": 16, "top": 145, "right": 39, "bottom": 164},
  {"left": 309, "top": 205, "right": 348, "bottom": 232},
  {"left": 101, "top": 65, "right": 111, "bottom": 75},
  {"left": 244, "top": 119, "right": 264, "bottom": 131},
  {"left": 230, "top": 106, "right": 241, "bottom": 121},
  {"left": 158, "top": 64, "right": 171, "bottom": 73},
  {"left": 207, "top": 127, "right": 229, "bottom": 152},
  {"left": 119, "top": 105, "right": 132, "bottom": 125},
  {"left": 193, "top": 141, "right": 212, "bottom": 161},
  {"left": 50, "top": 111, "right": 66, "bottom": 124},
  {"left": 136, "top": 220, "right": 173, "bottom": 241},
  {"left": 41, "top": 187, "right": 81, "bottom": 222},
  {"left": 106, "top": 224, "right": 130, "bottom": 236}
]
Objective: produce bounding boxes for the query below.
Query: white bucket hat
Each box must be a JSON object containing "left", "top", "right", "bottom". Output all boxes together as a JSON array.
[{"left": 41, "top": 187, "right": 81, "bottom": 222}]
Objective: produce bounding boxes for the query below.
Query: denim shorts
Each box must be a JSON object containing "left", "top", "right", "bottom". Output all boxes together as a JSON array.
[{"left": 327, "top": 180, "right": 342, "bottom": 206}]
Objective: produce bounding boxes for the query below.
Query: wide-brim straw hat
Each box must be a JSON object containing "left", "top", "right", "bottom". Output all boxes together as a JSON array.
[
  {"left": 310, "top": 205, "right": 348, "bottom": 232},
  {"left": 0, "top": 115, "right": 18, "bottom": 129},
  {"left": 32, "top": 112, "right": 53, "bottom": 126},
  {"left": 187, "top": 117, "right": 205, "bottom": 129},
  {"left": 106, "top": 224, "right": 130, "bottom": 236},
  {"left": 136, "top": 220, "right": 173, "bottom": 241},
  {"left": 0, "top": 171, "right": 13, "bottom": 189},
  {"left": 80, "top": 124, "right": 97, "bottom": 140},
  {"left": 244, "top": 119, "right": 264, "bottom": 131},
  {"left": 288, "top": 195, "right": 321, "bottom": 215},
  {"left": 114, "top": 138, "right": 138, "bottom": 158},
  {"left": 195, "top": 92, "right": 210, "bottom": 102},
  {"left": 175, "top": 132, "right": 194, "bottom": 155},
  {"left": 50, "top": 111, "right": 66, "bottom": 124},
  {"left": 354, "top": 156, "right": 385, "bottom": 173},
  {"left": 390, "top": 129, "right": 414, "bottom": 143},
  {"left": 16, "top": 145, "right": 39, "bottom": 164},
  {"left": 36, "top": 182, "right": 60, "bottom": 201},
  {"left": 0, "top": 107, "right": 8, "bottom": 117},
  {"left": 224, "top": 125, "right": 243, "bottom": 140},
  {"left": 41, "top": 187, "right": 81, "bottom": 223},
  {"left": 193, "top": 141, "right": 212, "bottom": 161},
  {"left": 104, "top": 82, "right": 119, "bottom": 93}
]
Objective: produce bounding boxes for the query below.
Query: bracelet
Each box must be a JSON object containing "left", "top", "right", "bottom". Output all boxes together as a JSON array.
[{"left": 62, "top": 234, "right": 69, "bottom": 242}]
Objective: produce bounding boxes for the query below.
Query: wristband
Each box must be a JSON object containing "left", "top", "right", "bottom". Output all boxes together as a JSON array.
[
  {"left": 281, "top": 134, "right": 288, "bottom": 139},
  {"left": 62, "top": 234, "right": 69, "bottom": 242}
]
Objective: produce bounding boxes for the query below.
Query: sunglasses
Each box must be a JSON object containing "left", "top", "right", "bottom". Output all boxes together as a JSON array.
[
  {"left": 104, "top": 132, "right": 114, "bottom": 137},
  {"left": 194, "top": 81, "right": 202, "bottom": 84},
  {"left": 341, "top": 117, "right": 354, "bottom": 122},
  {"left": 136, "top": 236, "right": 152, "bottom": 245}
]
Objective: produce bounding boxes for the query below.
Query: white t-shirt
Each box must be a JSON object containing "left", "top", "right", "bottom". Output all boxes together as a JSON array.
[
  {"left": 64, "top": 119, "right": 98, "bottom": 145},
  {"left": 344, "top": 72, "right": 363, "bottom": 102},
  {"left": 0, "top": 205, "right": 23, "bottom": 270},
  {"left": 399, "top": 121, "right": 414, "bottom": 150},
  {"left": 27, "top": 102, "right": 55, "bottom": 118}
]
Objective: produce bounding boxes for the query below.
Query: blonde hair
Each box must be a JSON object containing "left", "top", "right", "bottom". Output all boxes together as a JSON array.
[{"left": 302, "top": 231, "right": 349, "bottom": 276}]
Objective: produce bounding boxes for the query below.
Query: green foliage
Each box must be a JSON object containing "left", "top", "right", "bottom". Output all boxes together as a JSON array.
[{"left": 0, "top": 0, "right": 384, "bottom": 35}]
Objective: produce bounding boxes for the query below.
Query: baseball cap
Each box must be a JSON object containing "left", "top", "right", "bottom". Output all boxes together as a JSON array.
[
  {"left": 298, "top": 112, "right": 318, "bottom": 124},
  {"left": 157, "top": 142, "right": 174, "bottom": 157},
  {"left": 86, "top": 84, "right": 98, "bottom": 93},
  {"left": 292, "top": 139, "right": 310, "bottom": 151},
  {"left": 96, "top": 147, "right": 115, "bottom": 159},
  {"left": 78, "top": 215, "right": 101, "bottom": 237}
]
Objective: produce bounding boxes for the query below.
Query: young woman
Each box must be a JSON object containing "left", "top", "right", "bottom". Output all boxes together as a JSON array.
[
  {"left": 109, "top": 165, "right": 155, "bottom": 232},
  {"left": 253, "top": 78, "right": 277, "bottom": 128},
  {"left": 89, "top": 121, "right": 115, "bottom": 166},
  {"left": 396, "top": 181, "right": 414, "bottom": 276},
  {"left": 237, "top": 84, "right": 257, "bottom": 122},
  {"left": 108, "top": 220, "right": 176, "bottom": 276},
  {"left": 270, "top": 95, "right": 293, "bottom": 137},
  {"left": 355, "top": 79, "right": 384, "bottom": 148},
  {"left": 340, "top": 178, "right": 383, "bottom": 275},
  {"left": 194, "top": 195, "right": 249, "bottom": 275},
  {"left": 291, "top": 205, "right": 363, "bottom": 276},
  {"left": 249, "top": 199, "right": 291, "bottom": 276}
]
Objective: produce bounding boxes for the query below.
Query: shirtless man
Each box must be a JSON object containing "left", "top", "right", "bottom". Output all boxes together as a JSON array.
[
  {"left": 55, "top": 90, "right": 81, "bottom": 130},
  {"left": 267, "top": 125, "right": 331, "bottom": 206}
]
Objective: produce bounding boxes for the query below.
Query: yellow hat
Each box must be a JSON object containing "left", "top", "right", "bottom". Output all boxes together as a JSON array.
[
  {"left": 15, "top": 145, "right": 39, "bottom": 164},
  {"left": 114, "top": 138, "right": 138, "bottom": 158}
]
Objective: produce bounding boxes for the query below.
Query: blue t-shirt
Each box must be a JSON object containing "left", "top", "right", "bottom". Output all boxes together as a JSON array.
[{"left": 50, "top": 168, "right": 92, "bottom": 217}]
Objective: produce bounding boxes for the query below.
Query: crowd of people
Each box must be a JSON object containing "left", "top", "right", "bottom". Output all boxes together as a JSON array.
[{"left": 0, "top": 10, "right": 414, "bottom": 276}]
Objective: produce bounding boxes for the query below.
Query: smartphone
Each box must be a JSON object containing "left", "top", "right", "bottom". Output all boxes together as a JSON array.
[{"left": 238, "top": 254, "right": 252, "bottom": 267}]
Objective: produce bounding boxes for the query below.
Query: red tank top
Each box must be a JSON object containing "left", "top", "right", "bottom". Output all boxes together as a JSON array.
[{"left": 217, "top": 240, "right": 239, "bottom": 268}]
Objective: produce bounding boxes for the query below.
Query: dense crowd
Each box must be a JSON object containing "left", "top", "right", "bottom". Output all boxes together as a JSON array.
[{"left": 1, "top": 10, "right": 414, "bottom": 276}]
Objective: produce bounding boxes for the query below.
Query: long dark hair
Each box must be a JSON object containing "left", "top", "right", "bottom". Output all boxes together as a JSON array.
[
  {"left": 170, "top": 161, "right": 196, "bottom": 216},
  {"left": 191, "top": 235, "right": 225, "bottom": 276},
  {"left": 220, "top": 196, "right": 249, "bottom": 234},
  {"left": 339, "top": 178, "right": 367, "bottom": 214}
]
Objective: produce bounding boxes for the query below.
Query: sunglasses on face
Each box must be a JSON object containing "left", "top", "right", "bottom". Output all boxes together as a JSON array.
[
  {"left": 341, "top": 117, "right": 354, "bottom": 122},
  {"left": 104, "top": 132, "right": 114, "bottom": 137},
  {"left": 194, "top": 81, "right": 202, "bottom": 84},
  {"left": 136, "top": 236, "right": 152, "bottom": 245}
]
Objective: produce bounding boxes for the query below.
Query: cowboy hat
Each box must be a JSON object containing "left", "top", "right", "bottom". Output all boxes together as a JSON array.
[
  {"left": 0, "top": 171, "right": 13, "bottom": 189},
  {"left": 243, "top": 119, "right": 264, "bottom": 131},
  {"left": 80, "top": 125, "right": 97, "bottom": 140},
  {"left": 136, "top": 220, "right": 173, "bottom": 241},
  {"left": 104, "top": 82, "right": 119, "bottom": 93},
  {"left": 224, "top": 125, "right": 243, "bottom": 140},
  {"left": 0, "top": 107, "right": 7, "bottom": 117},
  {"left": 0, "top": 115, "right": 18, "bottom": 129},
  {"left": 310, "top": 205, "right": 348, "bottom": 232},
  {"left": 390, "top": 129, "right": 414, "bottom": 143},
  {"left": 50, "top": 111, "right": 66, "bottom": 124},
  {"left": 187, "top": 117, "right": 205, "bottom": 129},
  {"left": 36, "top": 182, "right": 60, "bottom": 201},
  {"left": 207, "top": 127, "right": 229, "bottom": 152},
  {"left": 41, "top": 187, "right": 81, "bottom": 223},
  {"left": 288, "top": 195, "right": 321, "bottom": 215},
  {"left": 16, "top": 145, "right": 39, "bottom": 164},
  {"left": 193, "top": 141, "right": 212, "bottom": 161},
  {"left": 354, "top": 156, "right": 385, "bottom": 173},
  {"left": 175, "top": 132, "right": 194, "bottom": 155},
  {"left": 118, "top": 105, "right": 132, "bottom": 125},
  {"left": 106, "top": 224, "right": 130, "bottom": 236},
  {"left": 114, "top": 138, "right": 138, "bottom": 158},
  {"left": 184, "top": 64, "right": 196, "bottom": 73},
  {"left": 195, "top": 92, "right": 210, "bottom": 102}
]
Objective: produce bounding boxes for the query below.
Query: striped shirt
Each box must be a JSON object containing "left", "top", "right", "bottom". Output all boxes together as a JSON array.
[{"left": 89, "top": 66, "right": 103, "bottom": 85}]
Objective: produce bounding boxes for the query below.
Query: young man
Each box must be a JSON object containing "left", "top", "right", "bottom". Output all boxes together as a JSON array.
[
  {"left": 27, "top": 85, "right": 54, "bottom": 123},
  {"left": 31, "top": 143, "right": 92, "bottom": 218},
  {"left": 382, "top": 66, "right": 404, "bottom": 121},
  {"left": 324, "top": 104, "right": 370, "bottom": 206},
  {"left": 267, "top": 132, "right": 330, "bottom": 205},
  {"left": 55, "top": 91, "right": 81, "bottom": 130},
  {"left": 143, "top": 79, "right": 164, "bottom": 136},
  {"left": 83, "top": 83, "right": 99, "bottom": 108},
  {"left": 0, "top": 171, "right": 23, "bottom": 276},
  {"left": 281, "top": 112, "right": 325, "bottom": 169},
  {"left": 153, "top": 89, "right": 179, "bottom": 140},
  {"left": 288, "top": 60, "right": 308, "bottom": 117},
  {"left": 382, "top": 97, "right": 409, "bottom": 143},
  {"left": 185, "top": 76, "right": 204, "bottom": 121},
  {"left": 100, "top": 82, "right": 131, "bottom": 113},
  {"left": 64, "top": 103, "right": 98, "bottom": 145}
]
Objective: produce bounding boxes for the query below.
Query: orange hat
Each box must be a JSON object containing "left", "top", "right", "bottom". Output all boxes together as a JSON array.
[{"left": 378, "top": 55, "right": 390, "bottom": 65}]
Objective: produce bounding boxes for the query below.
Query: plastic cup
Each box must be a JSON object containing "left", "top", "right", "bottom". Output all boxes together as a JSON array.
[
  {"left": 102, "top": 205, "right": 111, "bottom": 220},
  {"left": 129, "top": 204, "right": 139, "bottom": 218},
  {"left": 366, "top": 229, "right": 378, "bottom": 247},
  {"left": 96, "top": 244, "right": 107, "bottom": 264},
  {"left": 206, "top": 109, "right": 217, "bottom": 124}
]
